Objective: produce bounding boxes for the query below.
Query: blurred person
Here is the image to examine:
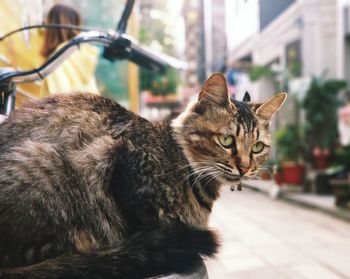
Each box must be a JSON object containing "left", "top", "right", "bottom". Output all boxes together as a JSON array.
[{"left": 40, "top": 4, "right": 99, "bottom": 96}]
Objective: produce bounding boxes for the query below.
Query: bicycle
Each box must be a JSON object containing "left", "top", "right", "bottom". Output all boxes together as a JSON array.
[{"left": 0, "top": 0, "right": 183, "bottom": 117}]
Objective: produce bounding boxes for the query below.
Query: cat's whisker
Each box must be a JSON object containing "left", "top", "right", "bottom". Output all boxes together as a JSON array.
[
  {"left": 154, "top": 164, "right": 193, "bottom": 177},
  {"left": 193, "top": 168, "right": 221, "bottom": 187},
  {"left": 193, "top": 169, "right": 211, "bottom": 186},
  {"left": 157, "top": 161, "right": 220, "bottom": 179},
  {"left": 191, "top": 167, "right": 214, "bottom": 186},
  {"left": 202, "top": 171, "right": 221, "bottom": 187},
  {"left": 173, "top": 166, "right": 207, "bottom": 187},
  {"left": 175, "top": 173, "right": 200, "bottom": 190}
]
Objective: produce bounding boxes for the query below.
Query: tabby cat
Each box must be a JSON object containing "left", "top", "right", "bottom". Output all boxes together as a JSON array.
[{"left": 0, "top": 73, "right": 286, "bottom": 278}]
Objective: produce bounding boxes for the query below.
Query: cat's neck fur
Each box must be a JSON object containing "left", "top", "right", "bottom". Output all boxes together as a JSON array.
[{"left": 162, "top": 120, "right": 222, "bottom": 211}]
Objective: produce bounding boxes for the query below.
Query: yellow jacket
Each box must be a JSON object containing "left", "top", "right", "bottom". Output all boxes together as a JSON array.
[
  {"left": 41, "top": 43, "right": 100, "bottom": 96},
  {"left": 0, "top": 0, "right": 47, "bottom": 106}
]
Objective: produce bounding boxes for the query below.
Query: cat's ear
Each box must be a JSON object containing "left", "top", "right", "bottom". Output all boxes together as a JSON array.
[
  {"left": 198, "top": 73, "right": 229, "bottom": 106},
  {"left": 242, "top": 91, "right": 251, "bottom": 102},
  {"left": 255, "top": 93, "right": 287, "bottom": 121}
]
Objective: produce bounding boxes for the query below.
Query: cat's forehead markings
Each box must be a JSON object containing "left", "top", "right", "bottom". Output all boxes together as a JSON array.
[
  {"left": 256, "top": 129, "right": 260, "bottom": 140},
  {"left": 228, "top": 122, "right": 244, "bottom": 138}
]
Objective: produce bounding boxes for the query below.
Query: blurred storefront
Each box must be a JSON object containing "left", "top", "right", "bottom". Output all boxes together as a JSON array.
[{"left": 228, "top": 0, "right": 337, "bottom": 102}]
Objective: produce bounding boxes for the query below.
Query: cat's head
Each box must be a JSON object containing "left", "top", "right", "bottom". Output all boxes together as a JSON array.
[{"left": 172, "top": 73, "right": 286, "bottom": 185}]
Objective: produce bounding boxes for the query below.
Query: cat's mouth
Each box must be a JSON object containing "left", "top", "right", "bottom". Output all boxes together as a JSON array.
[{"left": 222, "top": 172, "right": 240, "bottom": 182}]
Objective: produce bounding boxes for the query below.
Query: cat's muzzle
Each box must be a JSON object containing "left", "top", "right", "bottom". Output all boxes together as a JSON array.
[{"left": 230, "top": 181, "right": 242, "bottom": 191}]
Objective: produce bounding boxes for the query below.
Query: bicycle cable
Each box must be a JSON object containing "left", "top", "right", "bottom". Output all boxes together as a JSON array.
[{"left": 0, "top": 24, "right": 110, "bottom": 41}]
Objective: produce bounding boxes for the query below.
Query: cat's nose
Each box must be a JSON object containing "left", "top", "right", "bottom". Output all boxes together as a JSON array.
[
  {"left": 235, "top": 157, "right": 250, "bottom": 176},
  {"left": 238, "top": 166, "right": 249, "bottom": 176}
]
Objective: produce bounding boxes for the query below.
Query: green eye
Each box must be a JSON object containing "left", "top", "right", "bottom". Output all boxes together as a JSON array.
[
  {"left": 218, "top": 135, "right": 235, "bottom": 148},
  {"left": 252, "top": 141, "right": 265, "bottom": 153}
]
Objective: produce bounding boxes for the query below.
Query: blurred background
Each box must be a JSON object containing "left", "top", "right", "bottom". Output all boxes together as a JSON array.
[{"left": 1, "top": 0, "right": 350, "bottom": 278}]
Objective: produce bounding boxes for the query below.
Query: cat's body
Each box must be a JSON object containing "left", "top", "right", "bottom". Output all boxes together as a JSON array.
[{"left": 0, "top": 74, "right": 286, "bottom": 278}]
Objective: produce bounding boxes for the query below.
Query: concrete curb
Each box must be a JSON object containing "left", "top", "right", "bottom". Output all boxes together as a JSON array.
[
  {"left": 242, "top": 180, "right": 350, "bottom": 223},
  {"left": 279, "top": 193, "right": 350, "bottom": 223}
]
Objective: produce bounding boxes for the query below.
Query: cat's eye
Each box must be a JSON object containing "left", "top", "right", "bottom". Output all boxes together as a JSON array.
[
  {"left": 252, "top": 141, "right": 265, "bottom": 153},
  {"left": 218, "top": 135, "right": 235, "bottom": 148}
]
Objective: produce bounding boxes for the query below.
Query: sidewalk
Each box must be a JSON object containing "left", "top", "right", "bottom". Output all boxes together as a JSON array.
[
  {"left": 207, "top": 186, "right": 350, "bottom": 278},
  {"left": 242, "top": 179, "right": 350, "bottom": 223}
]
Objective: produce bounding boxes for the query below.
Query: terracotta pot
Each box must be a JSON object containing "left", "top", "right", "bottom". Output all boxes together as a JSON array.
[
  {"left": 274, "top": 172, "right": 284, "bottom": 186},
  {"left": 314, "top": 156, "right": 329, "bottom": 169},
  {"left": 282, "top": 163, "right": 305, "bottom": 185},
  {"left": 312, "top": 147, "right": 330, "bottom": 170}
]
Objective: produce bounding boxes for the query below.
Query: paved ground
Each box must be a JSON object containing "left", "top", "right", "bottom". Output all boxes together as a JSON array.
[{"left": 205, "top": 187, "right": 350, "bottom": 279}]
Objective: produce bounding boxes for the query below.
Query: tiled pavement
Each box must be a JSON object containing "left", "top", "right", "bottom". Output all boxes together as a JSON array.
[{"left": 205, "top": 187, "right": 350, "bottom": 279}]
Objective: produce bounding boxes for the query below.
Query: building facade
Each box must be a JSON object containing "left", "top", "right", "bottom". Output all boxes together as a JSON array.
[
  {"left": 229, "top": 0, "right": 338, "bottom": 102},
  {"left": 183, "top": 0, "right": 230, "bottom": 87},
  {"left": 259, "top": 0, "right": 295, "bottom": 30},
  {"left": 336, "top": 0, "right": 350, "bottom": 86},
  {"left": 183, "top": 0, "right": 206, "bottom": 86},
  {"left": 205, "top": 0, "right": 227, "bottom": 73}
]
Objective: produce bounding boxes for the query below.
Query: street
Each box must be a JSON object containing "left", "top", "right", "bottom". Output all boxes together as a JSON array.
[{"left": 206, "top": 187, "right": 350, "bottom": 279}]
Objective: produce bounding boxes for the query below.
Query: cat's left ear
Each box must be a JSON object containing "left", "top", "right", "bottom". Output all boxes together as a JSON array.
[
  {"left": 255, "top": 93, "right": 287, "bottom": 122},
  {"left": 198, "top": 73, "right": 229, "bottom": 106}
]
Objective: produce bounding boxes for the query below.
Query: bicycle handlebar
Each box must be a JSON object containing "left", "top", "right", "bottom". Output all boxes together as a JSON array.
[
  {"left": 103, "top": 33, "right": 168, "bottom": 72},
  {"left": 0, "top": 31, "right": 113, "bottom": 83},
  {"left": 129, "top": 43, "right": 169, "bottom": 72},
  {"left": 0, "top": 29, "right": 184, "bottom": 84}
]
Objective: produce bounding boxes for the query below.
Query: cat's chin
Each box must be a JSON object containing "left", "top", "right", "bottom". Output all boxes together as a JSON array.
[
  {"left": 229, "top": 180, "right": 242, "bottom": 191},
  {"left": 216, "top": 177, "right": 240, "bottom": 189},
  {"left": 219, "top": 174, "right": 242, "bottom": 190},
  {"left": 222, "top": 173, "right": 240, "bottom": 183}
]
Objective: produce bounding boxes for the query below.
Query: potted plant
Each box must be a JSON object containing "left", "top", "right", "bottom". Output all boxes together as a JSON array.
[
  {"left": 303, "top": 76, "right": 347, "bottom": 169},
  {"left": 141, "top": 68, "right": 179, "bottom": 98},
  {"left": 275, "top": 123, "right": 305, "bottom": 185}
]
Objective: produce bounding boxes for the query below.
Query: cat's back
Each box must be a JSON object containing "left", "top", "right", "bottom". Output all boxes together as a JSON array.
[{"left": 0, "top": 93, "right": 139, "bottom": 150}]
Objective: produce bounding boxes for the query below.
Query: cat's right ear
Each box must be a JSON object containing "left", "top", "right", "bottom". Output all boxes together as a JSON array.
[
  {"left": 255, "top": 93, "right": 287, "bottom": 122},
  {"left": 198, "top": 73, "right": 230, "bottom": 107}
]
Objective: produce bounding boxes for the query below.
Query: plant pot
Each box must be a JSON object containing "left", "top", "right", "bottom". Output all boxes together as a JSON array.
[
  {"left": 282, "top": 163, "right": 305, "bottom": 185},
  {"left": 312, "top": 147, "right": 330, "bottom": 170},
  {"left": 313, "top": 154, "right": 329, "bottom": 170},
  {"left": 274, "top": 172, "right": 284, "bottom": 186}
]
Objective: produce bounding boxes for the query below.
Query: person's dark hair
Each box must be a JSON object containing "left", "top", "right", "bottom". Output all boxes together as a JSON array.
[{"left": 41, "top": 4, "right": 81, "bottom": 57}]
